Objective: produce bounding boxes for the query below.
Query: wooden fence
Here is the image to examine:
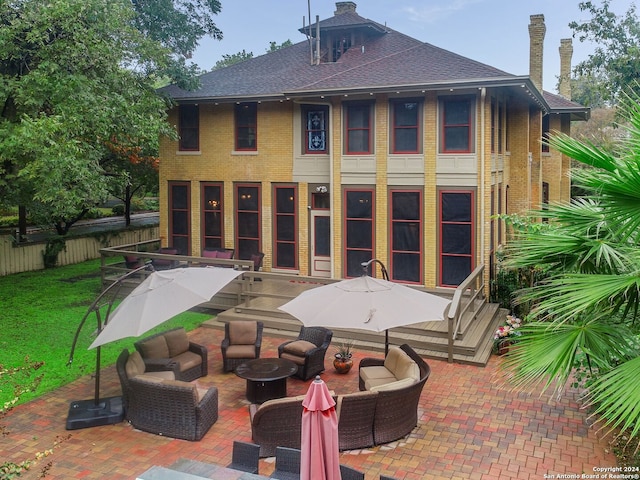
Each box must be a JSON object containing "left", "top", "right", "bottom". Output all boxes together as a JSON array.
[{"left": 0, "top": 225, "right": 159, "bottom": 276}]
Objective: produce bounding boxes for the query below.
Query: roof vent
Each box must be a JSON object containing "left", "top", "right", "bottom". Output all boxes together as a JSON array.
[{"left": 335, "top": 2, "right": 357, "bottom": 15}]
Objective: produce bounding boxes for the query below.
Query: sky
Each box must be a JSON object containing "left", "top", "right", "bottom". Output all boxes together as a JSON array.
[{"left": 190, "top": 0, "right": 636, "bottom": 95}]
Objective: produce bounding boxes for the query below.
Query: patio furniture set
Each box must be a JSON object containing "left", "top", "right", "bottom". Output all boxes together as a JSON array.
[
  {"left": 249, "top": 343, "right": 431, "bottom": 456},
  {"left": 115, "top": 321, "right": 431, "bottom": 465}
]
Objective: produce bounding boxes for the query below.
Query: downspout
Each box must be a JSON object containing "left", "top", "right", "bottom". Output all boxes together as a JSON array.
[
  {"left": 329, "top": 102, "right": 335, "bottom": 277},
  {"left": 480, "top": 88, "right": 486, "bottom": 273}
]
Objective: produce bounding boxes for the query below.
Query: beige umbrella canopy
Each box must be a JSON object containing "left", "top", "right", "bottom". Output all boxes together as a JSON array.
[
  {"left": 279, "top": 274, "right": 451, "bottom": 354},
  {"left": 90, "top": 267, "right": 243, "bottom": 348}
]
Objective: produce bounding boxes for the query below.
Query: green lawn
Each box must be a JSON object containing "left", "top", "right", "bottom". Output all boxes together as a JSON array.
[{"left": 0, "top": 259, "right": 210, "bottom": 406}]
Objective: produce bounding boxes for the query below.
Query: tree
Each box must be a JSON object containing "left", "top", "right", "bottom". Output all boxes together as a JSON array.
[
  {"left": 501, "top": 88, "right": 640, "bottom": 442},
  {"left": 103, "top": 138, "right": 159, "bottom": 226},
  {"left": 130, "top": 0, "right": 222, "bottom": 89},
  {"left": 213, "top": 49, "right": 254, "bottom": 70},
  {"left": 267, "top": 40, "right": 293, "bottom": 52},
  {"left": 0, "top": 0, "right": 177, "bottom": 236},
  {"left": 212, "top": 40, "right": 293, "bottom": 70},
  {"left": 570, "top": 1, "right": 640, "bottom": 104}
]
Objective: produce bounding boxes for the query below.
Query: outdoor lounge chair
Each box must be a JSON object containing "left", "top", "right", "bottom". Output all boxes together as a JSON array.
[
  {"left": 340, "top": 465, "right": 365, "bottom": 480},
  {"left": 227, "top": 440, "right": 260, "bottom": 474},
  {"left": 115, "top": 348, "right": 179, "bottom": 416},
  {"left": 270, "top": 446, "right": 301, "bottom": 479},
  {"left": 134, "top": 327, "right": 208, "bottom": 381},
  {"left": 151, "top": 247, "right": 180, "bottom": 270},
  {"left": 127, "top": 375, "right": 218, "bottom": 441},
  {"left": 221, "top": 320, "right": 263, "bottom": 372},
  {"left": 277, "top": 326, "right": 333, "bottom": 380}
]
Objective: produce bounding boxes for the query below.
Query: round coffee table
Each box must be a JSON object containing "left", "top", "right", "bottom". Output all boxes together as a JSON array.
[{"left": 235, "top": 358, "right": 298, "bottom": 403}]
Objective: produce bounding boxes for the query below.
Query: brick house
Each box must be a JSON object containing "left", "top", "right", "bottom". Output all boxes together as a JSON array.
[{"left": 158, "top": 2, "right": 588, "bottom": 289}]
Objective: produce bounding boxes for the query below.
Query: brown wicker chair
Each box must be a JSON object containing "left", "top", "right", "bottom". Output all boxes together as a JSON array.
[
  {"left": 227, "top": 440, "right": 260, "bottom": 474},
  {"left": 278, "top": 326, "right": 333, "bottom": 380},
  {"left": 358, "top": 344, "right": 431, "bottom": 445},
  {"left": 151, "top": 247, "right": 180, "bottom": 270},
  {"left": 221, "top": 320, "right": 263, "bottom": 372},
  {"left": 249, "top": 396, "right": 305, "bottom": 457},
  {"left": 134, "top": 327, "right": 208, "bottom": 382},
  {"left": 340, "top": 465, "right": 365, "bottom": 480},
  {"left": 127, "top": 376, "right": 218, "bottom": 441},
  {"left": 271, "top": 447, "right": 301, "bottom": 480},
  {"left": 336, "top": 390, "right": 378, "bottom": 451},
  {"left": 115, "top": 348, "right": 179, "bottom": 416}
]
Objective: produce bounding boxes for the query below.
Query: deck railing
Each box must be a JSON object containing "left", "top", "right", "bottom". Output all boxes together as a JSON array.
[{"left": 446, "top": 264, "right": 486, "bottom": 363}]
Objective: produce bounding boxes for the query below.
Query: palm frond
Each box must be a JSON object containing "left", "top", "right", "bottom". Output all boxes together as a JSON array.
[
  {"left": 547, "top": 132, "right": 619, "bottom": 172},
  {"left": 585, "top": 355, "right": 640, "bottom": 440},
  {"left": 519, "top": 273, "right": 640, "bottom": 322},
  {"left": 500, "top": 320, "right": 634, "bottom": 397}
]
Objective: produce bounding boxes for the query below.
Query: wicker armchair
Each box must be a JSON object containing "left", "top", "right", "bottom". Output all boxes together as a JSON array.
[
  {"left": 127, "top": 376, "right": 218, "bottom": 441},
  {"left": 134, "top": 327, "right": 208, "bottom": 382},
  {"left": 278, "top": 326, "right": 333, "bottom": 380},
  {"left": 249, "top": 396, "right": 305, "bottom": 457},
  {"left": 115, "top": 348, "right": 178, "bottom": 416},
  {"left": 336, "top": 390, "right": 378, "bottom": 451},
  {"left": 270, "top": 447, "right": 301, "bottom": 480},
  {"left": 358, "top": 344, "right": 431, "bottom": 445},
  {"left": 227, "top": 440, "right": 260, "bottom": 474},
  {"left": 340, "top": 465, "right": 365, "bottom": 480},
  {"left": 221, "top": 320, "right": 263, "bottom": 372}
]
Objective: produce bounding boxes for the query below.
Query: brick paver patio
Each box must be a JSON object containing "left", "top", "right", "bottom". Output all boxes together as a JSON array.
[{"left": 1, "top": 326, "right": 617, "bottom": 479}]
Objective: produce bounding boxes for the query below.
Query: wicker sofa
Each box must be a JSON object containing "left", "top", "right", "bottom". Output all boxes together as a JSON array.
[
  {"left": 249, "top": 344, "right": 430, "bottom": 456},
  {"left": 116, "top": 348, "right": 218, "bottom": 441},
  {"left": 358, "top": 344, "right": 431, "bottom": 445},
  {"left": 134, "top": 327, "right": 208, "bottom": 381}
]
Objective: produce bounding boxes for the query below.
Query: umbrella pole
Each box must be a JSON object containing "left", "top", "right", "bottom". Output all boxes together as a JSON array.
[
  {"left": 65, "top": 264, "right": 149, "bottom": 430},
  {"left": 385, "top": 330, "right": 389, "bottom": 356}
]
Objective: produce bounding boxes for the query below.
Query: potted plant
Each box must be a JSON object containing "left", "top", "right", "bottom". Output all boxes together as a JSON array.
[
  {"left": 333, "top": 341, "right": 354, "bottom": 373},
  {"left": 493, "top": 314, "right": 523, "bottom": 355}
]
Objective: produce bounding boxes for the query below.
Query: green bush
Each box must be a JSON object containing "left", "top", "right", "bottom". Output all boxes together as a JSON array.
[{"left": 111, "top": 204, "right": 125, "bottom": 215}]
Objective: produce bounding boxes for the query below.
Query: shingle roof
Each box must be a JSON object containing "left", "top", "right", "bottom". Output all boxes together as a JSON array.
[
  {"left": 544, "top": 90, "right": 590, "bottom": 120},
  {"left": 160, "top": 8, "right": 588, "bottom": 118}
]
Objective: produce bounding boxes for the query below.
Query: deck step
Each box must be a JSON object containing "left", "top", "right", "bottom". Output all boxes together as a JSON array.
[{"left": 203, "top": 301, "right": 506, "bottom": 366}]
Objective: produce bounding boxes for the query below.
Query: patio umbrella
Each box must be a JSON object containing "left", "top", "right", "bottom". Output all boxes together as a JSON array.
[
  {"left": 89, "top": 266, "right": 243, "bottom": 348},
  {"left": 279, "top": 274, "right": 451, "bottom": 354},
  {"left": 300, "top": 376, "right": 341, "bottom": 480},
  {"left": 66, "top": 266, "right": 243, "bottom": 430}
]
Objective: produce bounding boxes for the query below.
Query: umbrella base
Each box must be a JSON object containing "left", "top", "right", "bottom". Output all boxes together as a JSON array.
[{"left": 65, "top": 396, "right": 124, "bottom": 430}]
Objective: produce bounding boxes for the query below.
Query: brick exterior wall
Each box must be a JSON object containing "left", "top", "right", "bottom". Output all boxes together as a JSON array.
[{"left": 159, "top": 89, "right": 567, "bottom": 289}]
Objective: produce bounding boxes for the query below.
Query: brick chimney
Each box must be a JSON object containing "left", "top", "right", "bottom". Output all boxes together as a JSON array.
[
  {"left": 558, "top": 38, "right": 573, "bottom": 99},
  {"left": 528, "top": 14, "right": 546, "bottom": 92},
  {"left": 335, "top": 2, "right": 357, "bottom": 15}
]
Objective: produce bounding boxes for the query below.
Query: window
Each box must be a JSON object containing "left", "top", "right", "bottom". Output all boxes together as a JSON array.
[
  {"left": 439, "top": 191, "right": 474, "bottom": 287},
  {"left": 235, "top": 184, "right": 261, "bottom": 260},
  {"left": 332, "top": 36, "right": 352, "bottom": 61},
  {"left": 498, "top": 101, "right": 504, "bottom": 154},
  {"left": 274, "top": 185, "right": 297, "bottom": 269},
  {"left": 201, "top": 183, "right": 223, "bottom": 250},
  {"left": 491, "top": 99, "right": 496, "bottom": 153},
  {"left": 344, "top": 189, "right": 374, "bottom": 277},
  {"left": 391, "top": 101, "right": 421, "bottom": 153},
  {"left": 542, "top": 115, "right": 550, "bottom": 153},
  {"left": 390, "top": 190, "right": 422, "bottom": 283},
  {"left": 303, "top": 106, "right": 328, "bottom": 154},
  {"left": 179, "top": 104, "right": 199, "bottom": 151},
  {"left": 235, "top": 103, "right": 257, "bottom": 151},
  {"left": 345, "top": 103, "right": 372, "bottom": 154},
  {"left": 441, "top": 97, "right": 473, "bottom": 153},
  {"left": 169, "top": 181, "right": 190, "bottom": 255}
]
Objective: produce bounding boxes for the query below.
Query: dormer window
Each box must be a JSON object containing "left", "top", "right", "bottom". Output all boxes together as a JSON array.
[{"left": 332, "top": 36, "right": 352, "bottom": 61}]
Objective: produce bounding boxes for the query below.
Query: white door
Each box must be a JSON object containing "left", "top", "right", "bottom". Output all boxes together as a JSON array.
[{"left": 310, "top": 210, "right": 331, "bottom": 277}]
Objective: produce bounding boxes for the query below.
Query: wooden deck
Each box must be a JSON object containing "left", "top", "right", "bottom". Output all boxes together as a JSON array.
[{"left": 202, "top": 272, "right": 505, "bottom": 367}]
